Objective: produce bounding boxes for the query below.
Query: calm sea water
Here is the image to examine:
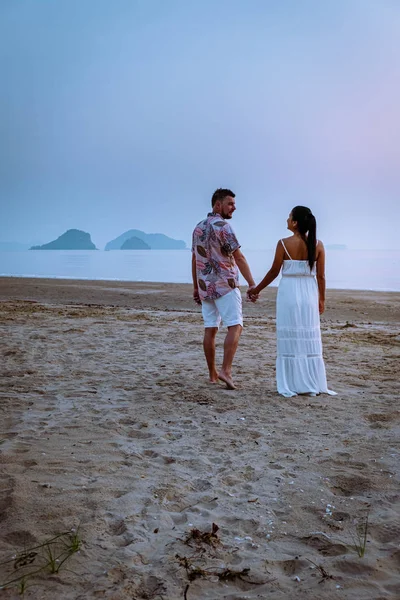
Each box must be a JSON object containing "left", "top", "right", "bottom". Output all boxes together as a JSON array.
[{"left": 0, "top": 249, "right": 399, "bottom": 292}]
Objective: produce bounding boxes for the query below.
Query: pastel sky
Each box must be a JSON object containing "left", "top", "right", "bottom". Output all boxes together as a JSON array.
[{"left": 1, "top": 0, "right": 399, "bottom": 249}]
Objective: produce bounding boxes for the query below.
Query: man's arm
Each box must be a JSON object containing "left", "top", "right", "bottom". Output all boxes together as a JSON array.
[
  {"left": 316, "top": 241, "right": 326, "bottom": 314},
  {"left": 192, "top": 252, "right": 201, "bottom": 304},
  {"left": 232, "top": 248, "right": 256, "bottom": 288}
]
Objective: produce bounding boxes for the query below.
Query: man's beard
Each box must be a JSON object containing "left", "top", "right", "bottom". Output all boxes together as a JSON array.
[{"left": 221, "top": 211, "right": 232, "bottom": 219}]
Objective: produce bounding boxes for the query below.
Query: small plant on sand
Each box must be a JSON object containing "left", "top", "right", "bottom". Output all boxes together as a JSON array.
[
  {"left": 17, "top": 576, "right": 28, "bottom": 595},
  {"left": 16, "top": 575, "right": 37, "bottom": 596},
  {"left": 0, "top": 527, "right": 83, "bottom": 594},
  {"left": 67, "top": 527, "right": 82, "bottom": 554},
  {"left": 44, "top": 542, "right": 59, "bottom": 574},
  {"left": 350, "top": 512, "right": 369, "bottom": 558}
]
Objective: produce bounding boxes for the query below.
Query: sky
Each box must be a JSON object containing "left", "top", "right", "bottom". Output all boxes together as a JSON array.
[{"left": 1, "top": 0, "right": 399, "bottom": 250}]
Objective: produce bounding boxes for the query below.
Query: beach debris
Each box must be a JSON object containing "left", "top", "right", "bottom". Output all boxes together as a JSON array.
[
  {"left": 176, "top": 554, "right": 274, "bottom": 585},
  {"left": 325, "top": 503, "right": 334, "bottom": 517},
  {"left": 14, "top": 552, "right": 38, "bottom": 569},
  {"left": 307, "top": 559, "right": 334, "bottom": 583},
  {"left": 184, "top": 522, "right": 220, "bottom": 547}
]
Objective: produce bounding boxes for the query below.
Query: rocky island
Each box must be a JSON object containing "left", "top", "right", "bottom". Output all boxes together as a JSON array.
[
  {"left": 105, "top": 229, "right": 186, "bottom": 250},
  {"left": 30, "top": 229, "right": 97, "bottom": 250},
  {"left": 120, "top": 236, "right": 150, "bottom": 250}
]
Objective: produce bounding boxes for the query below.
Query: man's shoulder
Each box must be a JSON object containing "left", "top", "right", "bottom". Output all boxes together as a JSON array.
[
  {"left": 193, "top": 214, "right": 228, "bottom": 230},
  {"left": 208, "top": 215, "right": 234, "bottom": 231},
  {"left": 193, "top": 217, "right": 207, "bottom": 231}
]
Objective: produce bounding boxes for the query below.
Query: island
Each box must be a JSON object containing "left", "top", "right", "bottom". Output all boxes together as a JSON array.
[
  {"left": 105, "top": 229, "right": 186, "bottom": 250},
  {"left": 30, "top": 229, "right": 97, "bottom": 250},
  {"left": 120, "top": 236, "right": 150, "bottom": 250}
]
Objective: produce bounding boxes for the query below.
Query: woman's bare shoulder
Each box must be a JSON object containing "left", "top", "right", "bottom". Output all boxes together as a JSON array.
[{"left": 316, "top": 239, "right": 325, "bottom": 258}]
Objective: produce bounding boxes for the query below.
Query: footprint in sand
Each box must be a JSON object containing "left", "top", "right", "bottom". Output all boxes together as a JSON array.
[
  {"left": 127, "top": 430, "right": 154, "bottom": 440},
  {"left": 365, "top": 411, "right": 400, "bottom": 424},
  {"left": 369, "top": 522, "right": 400, "bottom": 543},
  {"left": 191, "top": 478, "right": 213, "bottom": 492},
  {"left": 0, "top": 477, "right": 15, "bottom": 523},
  {"left": 118, "top": 417, "right": 137, "bottom": 426},
  {"left": 143, "top": 450, "right": 159, "bottom": 458},
  {"left": 300, "top": 534, "right": 347, "bottom": 556},
  {"left": 329, "top": 473, "right": 373, "bottom": 497},
  {"left": 333, "top": 559, "right": 381, "bottom": 577},
  {"left": 107, "top": 515, "right": 128, "bottom": 537},
  {"left": 4, "top": 530, "right": 37, "bottom": 546},
  {"left": 23, "top": 459, "right": 38, "bottom": 468},
  {"left": 267, "top": 557, "right": 309, "bottom": 577}
]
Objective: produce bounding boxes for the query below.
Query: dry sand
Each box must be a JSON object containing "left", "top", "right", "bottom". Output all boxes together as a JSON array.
[{"left": 0, "top": 277, "right": 399, "bottom": 599}]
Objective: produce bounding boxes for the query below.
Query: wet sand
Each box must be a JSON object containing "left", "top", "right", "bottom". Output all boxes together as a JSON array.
[{"left": 0, "top": 278, "right": 399, "bottom": 599}]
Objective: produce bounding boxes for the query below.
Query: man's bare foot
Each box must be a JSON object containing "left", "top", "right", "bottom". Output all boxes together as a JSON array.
[
  {"left": 209, "top": 370, "right": 219, "bottom": 384},
  {"left": 218, "top": 370, "right": 236, "bottom": 390}
]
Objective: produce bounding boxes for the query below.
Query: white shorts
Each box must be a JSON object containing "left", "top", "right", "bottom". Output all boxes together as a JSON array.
[{"left": 202, "top": 288, "right": 243, "bottom": 328}]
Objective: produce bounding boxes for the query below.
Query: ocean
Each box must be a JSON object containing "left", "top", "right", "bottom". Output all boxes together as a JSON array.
[{"left": 0, "top": 249, "right": 399, "bottom": 292}]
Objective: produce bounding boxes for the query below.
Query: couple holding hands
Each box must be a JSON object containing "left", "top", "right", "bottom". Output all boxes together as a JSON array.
[{"left": 191, "top": 188, "right": 336, "bottom": 397}]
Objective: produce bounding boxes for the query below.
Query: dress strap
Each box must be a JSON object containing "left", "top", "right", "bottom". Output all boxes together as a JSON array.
[{"left": 280, "top": 239, "right": 292, "bottom": 260}]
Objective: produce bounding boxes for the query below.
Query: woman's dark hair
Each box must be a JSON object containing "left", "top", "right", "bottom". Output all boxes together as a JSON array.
[{"left": 291, "top": 205, "right": 317, "bottom": 270}]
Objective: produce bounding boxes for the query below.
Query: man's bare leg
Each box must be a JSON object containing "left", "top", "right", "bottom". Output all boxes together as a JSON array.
[
  {"left": 218, "top": 324, "right": 242, "bottom": 390},
  {"left": 203, "top": 327, "right": 219, "bottom": 383}
]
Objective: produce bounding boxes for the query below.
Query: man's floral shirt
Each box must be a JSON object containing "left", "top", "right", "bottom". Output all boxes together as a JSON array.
[{"left": 192, "top": 212, "right": 241, "bottom": 301}]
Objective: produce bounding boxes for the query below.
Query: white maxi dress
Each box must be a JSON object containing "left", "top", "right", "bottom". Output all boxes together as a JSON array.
[{"left": 276, "top": 240, "right": 336, "bottom": 397}]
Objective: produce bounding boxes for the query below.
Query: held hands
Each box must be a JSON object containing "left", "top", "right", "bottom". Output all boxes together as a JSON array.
[{"left": 246, "top": 285, "right": 259, "bottom": 303}]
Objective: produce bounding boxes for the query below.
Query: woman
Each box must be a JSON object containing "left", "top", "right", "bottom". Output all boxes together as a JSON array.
[{"left": 250, "top": 206, "right": 336, "bottom": 397}]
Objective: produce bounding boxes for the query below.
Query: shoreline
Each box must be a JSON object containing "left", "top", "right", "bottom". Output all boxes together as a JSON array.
[
  {"left": 1, "top": 273, "right": 400, "bottom": 294},
  {"left": 0, "top": 277, "right": 399, "bottom": 598},
  {"left": 1, "top": 276, "right": 399, "bottom": 325}
]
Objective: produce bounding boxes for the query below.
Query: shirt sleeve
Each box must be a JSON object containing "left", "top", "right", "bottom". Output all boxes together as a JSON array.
[
  {"left": 217, "top": 223, "right": 241, "bottom": 255},
  {"left": 191, "top": 230, "right": 195, "bottom": 253}
]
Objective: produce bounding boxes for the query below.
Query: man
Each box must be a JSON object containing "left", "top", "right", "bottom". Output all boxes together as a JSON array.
[{"left": 191, "top": 188, "right": 257, "bottom": 390}]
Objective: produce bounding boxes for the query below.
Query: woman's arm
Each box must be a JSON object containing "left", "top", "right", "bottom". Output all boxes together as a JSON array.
[
  {"left": 316, "top": 241, "right": 326, "bottom": 314},
  {"left": 252, "top": 241, "right": 285, "bottom": 295}
]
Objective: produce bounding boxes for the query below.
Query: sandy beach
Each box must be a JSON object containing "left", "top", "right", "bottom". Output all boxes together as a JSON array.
[{"left": 0, "top": 277, "right": 399, "bottom": 599}]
